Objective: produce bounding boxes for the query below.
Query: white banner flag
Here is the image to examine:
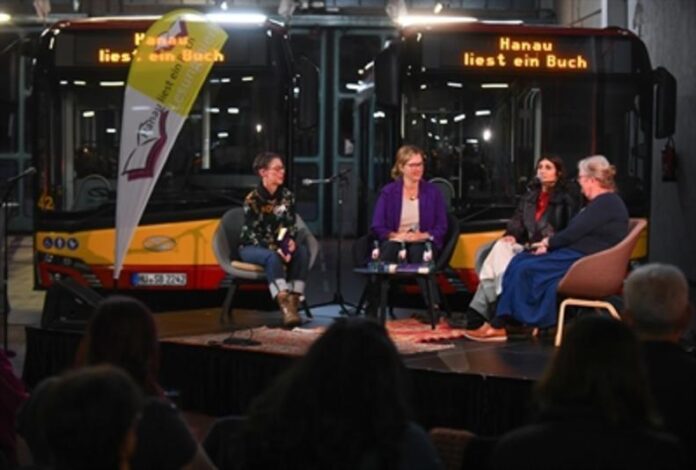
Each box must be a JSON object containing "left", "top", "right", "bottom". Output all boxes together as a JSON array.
[{"left": 114, "top": 10, "right": 227, "bottom": 281}]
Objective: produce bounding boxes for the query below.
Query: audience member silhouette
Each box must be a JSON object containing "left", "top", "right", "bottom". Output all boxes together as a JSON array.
[
  {"left": 42, "top": 365, "right": 142, "bottom": 470},
  {"left": 623, "top": 263, "right": 696, "bottom": 466},
  {"left": 82, "top": 296, "right": 215, "bottom": 470},
  {"left": 493, "top": 316, "right": 685, "bottom": 470},
  {"left": 233, "top": 317, "right": 443, "bottom": 470},
  {"left": 0, "top": 349, "right": 27, "bottom": 467},
  {"left": 18, "top": 296, "right": 215, "bottom": 470}
]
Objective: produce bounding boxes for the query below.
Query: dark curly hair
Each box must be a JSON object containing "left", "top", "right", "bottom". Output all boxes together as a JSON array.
[
  {"left": 235, "top": 317, "right": 412, "bottom": 470},
  {"left": 82, "top": 295, "right": 162, "bottom": 397},
  {"left": 528, "top": 155, "right": 569, "bottom": 192}
]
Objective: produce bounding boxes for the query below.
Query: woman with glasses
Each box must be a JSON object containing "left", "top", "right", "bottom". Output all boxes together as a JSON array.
[
  {"left": 450, "top": 156, "right": 579, "bottom": 329},
  {"left": 464, "top": 155, "right": 629, "bottom": 342},
  {"left": 239, "top": 152, "right": 309, "bottom": 327},
  {"left": 369, "top": 145, "right": 448, "bottom": 314}
]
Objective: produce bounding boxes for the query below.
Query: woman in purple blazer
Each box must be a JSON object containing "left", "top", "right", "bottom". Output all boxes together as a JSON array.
[{"left": 369, "top": 145, "right": 448, "bottom": 311}]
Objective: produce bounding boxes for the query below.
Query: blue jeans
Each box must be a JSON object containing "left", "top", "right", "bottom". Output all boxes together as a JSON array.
[{"left": 238, "top": 244, "right": 309, "bottom": 298}]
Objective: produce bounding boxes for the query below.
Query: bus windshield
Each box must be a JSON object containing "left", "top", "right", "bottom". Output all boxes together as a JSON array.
[
  {"left": 35, "top": 25, "right": 291, "bottom": 217},
  {"left": 401, "top": 73, "right": 649, "bottom": 218}
]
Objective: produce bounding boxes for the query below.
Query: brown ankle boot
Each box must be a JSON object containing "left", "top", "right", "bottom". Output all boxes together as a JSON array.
[
  {"left": 277, "top": 291, "right": 301, "bottom": 327},
  {"left": 288, "top": 293, "right": 302, "bottom": 324}
]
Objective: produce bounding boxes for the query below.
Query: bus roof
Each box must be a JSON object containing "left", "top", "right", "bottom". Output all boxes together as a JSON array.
[
  {"left": 46, "top": 14, "right": 285, "bottom": 34},
  {"left": 401, "top": 21, "right": 639, "bottom": 41}
]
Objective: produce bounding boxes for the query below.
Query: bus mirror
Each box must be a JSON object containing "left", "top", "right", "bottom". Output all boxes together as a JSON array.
[
  {"left": 654, "top": 67, "right": 676, "bottom": 139},
  {"left": 297, "top": 56, "right": 319, "bottom": 130},
  {"left": 375, "top": 45, "right": 400, "bottom": 108},
  {"left": 20, "top": 37, "right": 37, "bottom": 58}
]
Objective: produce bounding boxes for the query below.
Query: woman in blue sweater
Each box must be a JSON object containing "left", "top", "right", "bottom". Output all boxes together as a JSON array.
[{"left": 465, "top": 155, "right": 629, "bottom": 342}]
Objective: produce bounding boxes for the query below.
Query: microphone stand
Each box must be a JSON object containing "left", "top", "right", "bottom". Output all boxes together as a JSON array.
[
  {"left": 0, "top": 167, "right": 34, "bottom": 355},
  {"left": 1, "top": 183, "right": 20, "bottom": 355},
  {"left": 311, "top": 169, "right": 355, "bottom": 315}
]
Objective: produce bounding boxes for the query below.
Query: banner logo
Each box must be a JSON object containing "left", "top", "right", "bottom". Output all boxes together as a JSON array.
[{"left": 122, "top": 106, "right": 169, "bottom": 180}]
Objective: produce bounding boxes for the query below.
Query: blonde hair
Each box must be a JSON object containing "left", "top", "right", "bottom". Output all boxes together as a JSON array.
[
  {"left": 578, "top": 155, "right": 616, "bottom": 190},
  {"left": 391, "top": 145, "right": 425, "bottom": 180}
]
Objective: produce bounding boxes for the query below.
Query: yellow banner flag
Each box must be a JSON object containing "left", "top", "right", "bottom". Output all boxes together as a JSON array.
[{"left": 114, "top": 10, "right": 227, "bottom": 281}]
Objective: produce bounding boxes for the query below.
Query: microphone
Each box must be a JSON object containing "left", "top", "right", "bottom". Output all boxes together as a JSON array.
[
  {"left": 528, "top": 175, "right": 541, "bottom": 188},
  {"left": 301, "top": 168, "right": 352, "bottom": 186},
  {"left": 6, "top": 167, "right": 36, "bottom": 185},
  {"left": 302, "top": 177, "right": 331, "bottom": 186}
]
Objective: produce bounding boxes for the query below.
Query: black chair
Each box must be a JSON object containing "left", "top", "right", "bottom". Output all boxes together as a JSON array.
[
  {"left": 353, "top": 212, "right": 460, "bottom": 318},
  {"left": 429, "top": 177, "right": 456, "bottom": 212},
  {"left": 211, "top": 207, "right": 319, "bottom": 324}
]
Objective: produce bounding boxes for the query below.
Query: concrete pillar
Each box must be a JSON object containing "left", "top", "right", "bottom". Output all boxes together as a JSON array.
[{"left": 601, "top": 0, "right": 627, "bottom": 27}]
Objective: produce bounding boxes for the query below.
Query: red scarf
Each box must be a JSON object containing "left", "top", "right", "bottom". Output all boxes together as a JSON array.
[{"left": 535, "top": 191, "right": 550, "bottom": 221}]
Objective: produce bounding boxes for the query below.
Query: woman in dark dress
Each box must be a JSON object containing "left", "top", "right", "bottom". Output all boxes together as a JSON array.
[
  {"left": 451, "top": 156, "right": 578, "bottom": 329},
  {"left": 465, "top": 155, "right": 628, "bottom": 342}
]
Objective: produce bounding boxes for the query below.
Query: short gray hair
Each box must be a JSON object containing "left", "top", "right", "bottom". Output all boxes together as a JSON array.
[
  {"left": 624, "top": 263, "right": 689, "bottom": 335},
  {"left": 577, "top": 155, "right": 616, "bottom": 190}
]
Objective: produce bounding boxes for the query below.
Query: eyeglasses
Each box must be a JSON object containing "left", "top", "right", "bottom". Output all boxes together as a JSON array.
[
  {"left": 267, "top": 165, "right": 285, "bottom": 172},
  {"left": 405, "top": 162, "right": 424, "bottom": 168}
]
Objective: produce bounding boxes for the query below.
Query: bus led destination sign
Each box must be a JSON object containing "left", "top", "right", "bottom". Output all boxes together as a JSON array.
[
  {"left": 97, "top": 32, "right": 225, "bottom": 64},
  {"left": 462, "top": 36, "right": 589, "bottom": 71}
]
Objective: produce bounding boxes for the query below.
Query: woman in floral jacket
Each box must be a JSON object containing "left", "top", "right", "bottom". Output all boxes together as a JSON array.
[{"left": 239, "top": 152, "right": 309, "bottom": 327}]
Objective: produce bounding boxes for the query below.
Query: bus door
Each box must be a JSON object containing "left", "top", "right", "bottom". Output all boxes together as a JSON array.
[{"left": 290, "top": 22, "right": 393, "bottom": 236}]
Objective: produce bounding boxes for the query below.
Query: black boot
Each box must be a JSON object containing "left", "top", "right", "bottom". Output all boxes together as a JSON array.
[{"left": 447, "top": 308, "right": 485, "bottom": 329}]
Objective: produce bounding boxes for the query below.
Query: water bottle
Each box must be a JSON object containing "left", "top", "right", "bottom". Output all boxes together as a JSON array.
[
  {"left": 423, "top": 240, "right": 433, "bottom": 266},
  {"left": 398, "top": 241, "right": 407, "bottom": 264},
  {"left": 370, "top": 240, "right": 380, "bottom": 271}
]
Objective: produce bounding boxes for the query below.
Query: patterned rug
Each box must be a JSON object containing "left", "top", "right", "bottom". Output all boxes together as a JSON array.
[{"left": 163, "top": 318, "right": 466, "bottom": 357}]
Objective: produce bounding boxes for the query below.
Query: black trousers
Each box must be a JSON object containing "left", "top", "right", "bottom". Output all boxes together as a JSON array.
[{"left": 364, "top": 241, "right": 441, "bottom": 316}]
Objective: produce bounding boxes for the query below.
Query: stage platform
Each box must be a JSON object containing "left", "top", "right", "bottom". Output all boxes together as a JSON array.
[{"left": 23, "top": 304, "right": 554, "bottom": 436}]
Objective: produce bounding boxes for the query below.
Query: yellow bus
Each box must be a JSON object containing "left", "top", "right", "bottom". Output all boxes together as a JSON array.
[
  {"left": 32, "top": 14, "right": 316, "bottom": 292},
  {"left": 364, "top": 18, "right": 675, "bottom": 292}
]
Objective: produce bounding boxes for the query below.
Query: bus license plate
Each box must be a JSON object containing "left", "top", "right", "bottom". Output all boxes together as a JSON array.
[{"left": 133, "top": 273, "right": 187, "bottom": 287}]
